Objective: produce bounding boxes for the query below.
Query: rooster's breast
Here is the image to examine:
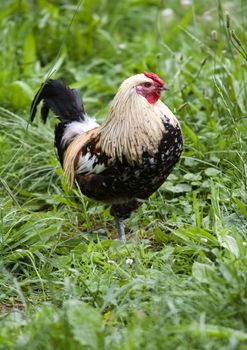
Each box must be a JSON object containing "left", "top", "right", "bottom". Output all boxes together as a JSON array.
[{"left": 76, "top": 118, "right": 183, "bottom": 204}]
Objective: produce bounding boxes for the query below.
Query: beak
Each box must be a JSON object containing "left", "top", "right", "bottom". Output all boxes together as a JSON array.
[{"left": 161, "top": 84, "right": 169, "bottom": 91}]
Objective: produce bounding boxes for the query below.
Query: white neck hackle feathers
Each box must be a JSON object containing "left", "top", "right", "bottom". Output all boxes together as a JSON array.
[{"left": 96, "top": 73, "right": 178, "bottom": 163}]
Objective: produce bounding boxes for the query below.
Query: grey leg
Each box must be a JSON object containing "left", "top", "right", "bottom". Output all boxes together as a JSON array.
[{"left": 115, "top": 217, "right": 126, "bottom": 241}]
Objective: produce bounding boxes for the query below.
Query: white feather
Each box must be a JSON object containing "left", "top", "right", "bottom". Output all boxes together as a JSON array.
[
  {"left": 76, "top": 153, "right": 106, "bottom": 175},
  {"left": 61, "top": 116, "right": 99, "bottom": 147}
]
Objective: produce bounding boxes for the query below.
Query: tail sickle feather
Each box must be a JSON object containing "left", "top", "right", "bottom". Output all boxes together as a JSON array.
[{"left": 30, "top": 80, "right": 86, "bottom": 124}]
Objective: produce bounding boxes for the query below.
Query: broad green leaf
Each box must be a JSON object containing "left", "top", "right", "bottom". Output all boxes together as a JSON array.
[
  {"left": 205, "top": 168, "right": 221, "bottom": 177},
  {"left": 9, "top": 81, "right": 34, "bottom": 109},
  {"left": 192, "top": 262, "right": 215, "bottom": 283},
  {"left": 65, "top": 300, "right": 104, "bottom": 349},
  {"left": 234, "top": 198, "right": 247, "bottom": 219},
  {"left": 183, "top": 123, "right": 199, "bottom": 148},
  {"left": 166, "top": 183, "right": 192, "bottom": 193},
  {"left": 221, "top": 234, "right": 240, "bottom": 258},
  {"left": 22, "top": 32, "right": 36, "bottom": 76}
]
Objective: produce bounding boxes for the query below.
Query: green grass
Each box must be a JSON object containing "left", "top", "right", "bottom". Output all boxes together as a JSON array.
[{"left": 0, "top": 0, "right": 247, "bottom": 349}]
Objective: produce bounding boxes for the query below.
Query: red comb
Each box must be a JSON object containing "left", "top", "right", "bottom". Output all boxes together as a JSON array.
[{"left": 144, "top": 72, "right": 164, "bottom": 86}]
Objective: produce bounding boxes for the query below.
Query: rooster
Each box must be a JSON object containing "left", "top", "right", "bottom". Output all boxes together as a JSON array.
[{"left": 30, "top": 72, "right": 183, "bottom": 241}]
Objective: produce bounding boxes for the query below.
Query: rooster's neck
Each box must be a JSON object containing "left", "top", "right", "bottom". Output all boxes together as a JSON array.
[{"left": 97, "top": 90, "right": 172, "bottom": 163}]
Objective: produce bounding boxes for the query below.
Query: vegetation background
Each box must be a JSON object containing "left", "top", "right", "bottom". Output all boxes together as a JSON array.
[{"left": 0, "top": 0, "right": 246, "bottom": 349}]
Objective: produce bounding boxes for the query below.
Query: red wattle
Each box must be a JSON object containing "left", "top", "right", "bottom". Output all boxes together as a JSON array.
[{"left": 145, "top": 92, "right": 160, "bottom": 104}]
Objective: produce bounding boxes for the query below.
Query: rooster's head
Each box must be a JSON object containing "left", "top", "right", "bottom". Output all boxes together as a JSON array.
[{"left": 116, "top": 72, "right": 168, "bottom": 104}]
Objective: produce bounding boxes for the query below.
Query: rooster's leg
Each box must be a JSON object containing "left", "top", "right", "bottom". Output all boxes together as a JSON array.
[
  {"left": 111, "top": 201, "right": 139, "bottom": 241},
  {"left": 115, "top": 217, "right": 125, "bottom": 241}
]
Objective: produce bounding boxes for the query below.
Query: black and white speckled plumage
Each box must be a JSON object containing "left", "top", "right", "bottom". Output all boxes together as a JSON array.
[{"left": 75, "top": 117, "right": 183, "bottom": 219}]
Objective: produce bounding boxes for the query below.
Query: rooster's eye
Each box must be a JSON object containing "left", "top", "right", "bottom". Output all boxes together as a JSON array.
[{"left": 143, "top": 82, "right": 152, "bottom": 88}]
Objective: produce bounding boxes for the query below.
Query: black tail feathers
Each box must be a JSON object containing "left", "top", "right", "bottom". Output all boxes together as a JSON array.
[{"left": 30, "top": 79, "right": 85, "bottom": 124}]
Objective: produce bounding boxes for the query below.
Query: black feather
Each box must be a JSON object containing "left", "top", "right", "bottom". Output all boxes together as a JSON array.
[
  {"left": 41, "top": 102, "right": 50, "bottom": 123},
  {"left": 30, "top": 80, "right": 85, "bottom": 124}
]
